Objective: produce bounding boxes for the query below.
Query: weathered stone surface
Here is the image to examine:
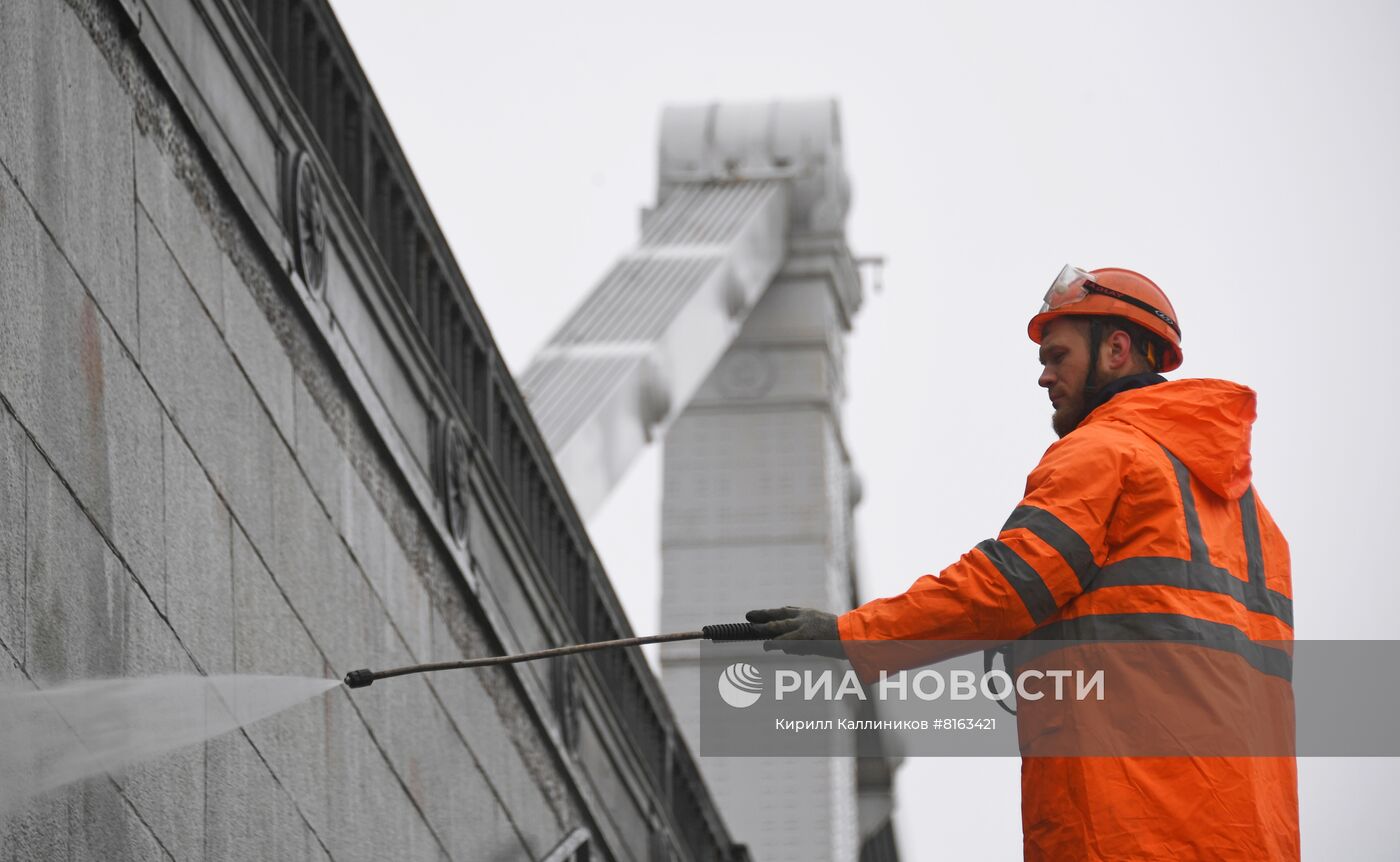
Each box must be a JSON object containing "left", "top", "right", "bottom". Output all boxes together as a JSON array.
[
  {"left": 0, "top": 409, "right": 26, "bottom": 660},
  {"left": 162, "top": 415, "right": 234, "bottom": 674},
  {"left": 0, "top": 0, "right": 136, "bottom": 352},
  {"left": 67, "top": 778, "right": 172, "bottom": 862},
  {"left": 263, "top": 511, "right": 519, "bottom": 861},
  {"left": 273, "top": 404, "right": 525, "bottom": 860},
  {"left": 292, "top": 379, "right": 347, "bottom": 530},
  {"left": 99, "top": 336, "right": 167, "bottom": 613},
  {"left": 231, "top": 527, "right": 324, "bottom": 680},
  {"left": 1, "top": 782, "right": 69, "bottom": 862},
  {"left": 336, "top": 465, "right": 433, "bottom": 664},
  {"left": 0, "top": 663, "right": 68, "bottom": 858},
  {"left": 340, "top": 469, "right": 387, "bottom": 601},
  {"left": 0, "top": 660, "right": 69, "bottom": 862},
  {"left": 231, "top": 526, "right": 332, "bottom": 838},
  {"left": 266, "top": 441, "right": 385, "bottom": 678},
  {"left": 323, "top": 686, "right": 445, "bottom": 862},
  {"left": 135, "top": 131, "right": 225, "bottom": 331},
  {"left": 410, "top": 693, "right": 528, "bottom": 861},
  {"left": 348, "top": 666, "right": 522, "bottom": 861},
  {"left": 223, "top": 250, "right": 294, "bottom": 439},
  {"left": 24, "top": 451, "right": 125, "bottom": 682},
  {"left": 0, "top": 671, "right": 149, "bottom": 862},
  {"left": 138, "top": 208, "right": 275, "bottom": 553},
  {"left": 0, "top": 177, "right": 165, "bottom": 610},
  {"left": 429, "top": 612, "right": 563, "bottom": 858},
  {"left": 380, "top": 527, "right": 432, "bottom": 663},
  {"left": 0, "top": 2, "right": 704, "bottom": 859},
  {"left": 120, "top": 580, "right": 205, "bottom": 862},
  {"left": 140, "top": 0, "right": 281, "bottom": 205},
  {"left": 206, "top": 732, "right": 330, "bottom": 862}
]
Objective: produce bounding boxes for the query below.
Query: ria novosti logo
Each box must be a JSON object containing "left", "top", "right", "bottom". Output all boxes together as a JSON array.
[
  {"left": 716, "top": 664, "right": 1106, "bottom": 708},
  {"left": 717, "top": 662, "right": 764, "bottom": 708}
]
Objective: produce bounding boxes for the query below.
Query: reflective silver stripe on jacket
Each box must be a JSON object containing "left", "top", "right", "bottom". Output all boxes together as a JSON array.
[
  {"left": 976, "top": 539, "right": 1057, "bottom": 623},
  {"left": 1019, "top": 613, "right": 1293, "bottom": 681}
]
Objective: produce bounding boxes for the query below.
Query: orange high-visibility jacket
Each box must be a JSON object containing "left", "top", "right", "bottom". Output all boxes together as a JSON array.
[{"left": 838, "top": 378, "right": 1298, "bottom": 861}]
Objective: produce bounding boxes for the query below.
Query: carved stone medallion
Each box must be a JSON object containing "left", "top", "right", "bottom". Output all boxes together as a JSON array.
[
  {"left": 286, "top": 150, "right": 327, "bottom": 295},
  {"left": 439, "top": 418, "right": 470, "bottom": 545}
]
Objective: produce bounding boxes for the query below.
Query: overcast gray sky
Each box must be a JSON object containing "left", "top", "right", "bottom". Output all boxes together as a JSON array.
[{"left": 330, "top": 1, "right": 1400, "bottom": 857}]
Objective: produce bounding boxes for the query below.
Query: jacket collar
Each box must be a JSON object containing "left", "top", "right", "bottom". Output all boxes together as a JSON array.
[{"left": 1083, "top": 371, "right": 1166, "bottom": 417}]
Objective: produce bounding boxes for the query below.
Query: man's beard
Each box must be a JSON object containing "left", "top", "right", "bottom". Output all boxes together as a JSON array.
[{"left": 1051, "top": 396, "right": 1084, "bottom": 438}]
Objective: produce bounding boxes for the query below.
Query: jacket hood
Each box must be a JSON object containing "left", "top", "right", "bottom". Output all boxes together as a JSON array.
[{"left": 1085, "top": 378, "right": 1257, "bottom": 499}]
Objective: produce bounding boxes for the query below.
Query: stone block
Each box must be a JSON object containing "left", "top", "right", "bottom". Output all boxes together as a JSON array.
[
  {"left": 162, "top": 415, "right": 234, "bottom": 674},
  {"left": 341, "top": 470, "right": 387, "bottom": 600},
  {"left": 292, "top": 379, "right": 346, "bottom": 530},
  {"left": 67, "top": 777, "right": 171, "bottom": 862},
  {"left": 0, "top": 665, "right": 70, "bottom": 862},
  {"left": 206, "top": 731, "right": 330, "bottom": 862},
  {"left": 0, "top": 177, "right": 165, "bottom": 609},
  {"left": 24, "top": 452, "right": 125, "bottom": 682},
  {"left": 119, "top": 579, "right": 205, "bottom": 862},
  {"left": 414, "top": 700, "right": 529, "bottom": 861},
  {"left": 0, "top": 0, "right": 136, "bottom": 351},
  {"left": 138, "top": 209, "right": 275, "bottom": 552},
  {"left": 352, "top": 668, "right": 522, "bottom": 861},
  {"left": 231, "top": 527, "right": 324, "bottom": 679},
  {"left": 0, "top": 409, "right": 26, "bottom": 660},
  {"left": 231, "top": 526, "right": 332, "bottom": 836},
  {"left": 266, "top": 442, "right": 397, "bottom": 679},
  {"left": 223, "top": 251, "right": 294, "bottom": 438},
  {"left": 135, "top": 132, "right": 225, "bottom": 330},
  {"left": 338, "top": 467, "right": 433, "bottom": 664},
  {"left": 100, "top": 334, "right": 168, "bottom": 612},
  {"left": 123, "top": 576, "right": 195, "bottom": 682},
  {"left": 1, "top": 785, "right": 69, "bottom": 862},
  {"left": 322, "top": 686, "right": 445, "bottom": 862},
  {"left": 429, "top": 613, "right": 563, "bottom": 858},
  {"left": 380, "top": 530, "right": 432, "bottom": 662}
]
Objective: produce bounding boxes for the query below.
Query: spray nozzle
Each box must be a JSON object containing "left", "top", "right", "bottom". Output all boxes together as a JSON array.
[{"left": 344, "top": 669, "right": 376, "bottom": 688}]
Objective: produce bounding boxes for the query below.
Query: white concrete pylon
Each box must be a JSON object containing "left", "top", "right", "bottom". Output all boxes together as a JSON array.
[{"left": 520, "top": 99, "right": 851, "bottom": 518}]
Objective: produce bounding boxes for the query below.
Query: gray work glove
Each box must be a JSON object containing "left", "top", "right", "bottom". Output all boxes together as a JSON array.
[{"left": 745, "top": 606, "right": 846, "bottom": 658}]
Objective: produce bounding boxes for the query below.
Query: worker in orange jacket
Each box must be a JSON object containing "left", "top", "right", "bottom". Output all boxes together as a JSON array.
[{"left": 748, "top": 265, "right": 1299, "bottom": 861}]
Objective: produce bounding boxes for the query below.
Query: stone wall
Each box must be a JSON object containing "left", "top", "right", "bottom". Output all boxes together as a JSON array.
[{"left": 0, "top": 1, "right": 728, "bottom": 859}]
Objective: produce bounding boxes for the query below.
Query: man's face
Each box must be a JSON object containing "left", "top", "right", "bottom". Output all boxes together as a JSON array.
[{"left": 1038, "top": 318, "right": 1092, "bottom": 438}]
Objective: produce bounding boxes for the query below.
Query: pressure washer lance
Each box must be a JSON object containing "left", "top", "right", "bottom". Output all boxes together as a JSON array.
[{"left": 343, "top": 622, "right": 766, "bottom": 688}]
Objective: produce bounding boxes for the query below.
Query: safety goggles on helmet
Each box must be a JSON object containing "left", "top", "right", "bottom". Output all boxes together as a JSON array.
[{"left": 1041, "top": 265, "right": 1181, "bottom": 337}]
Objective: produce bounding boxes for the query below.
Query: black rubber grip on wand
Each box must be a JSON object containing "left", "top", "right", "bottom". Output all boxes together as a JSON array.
[{"left": 702, "top": 622, "right": 766, "bottom": 641}]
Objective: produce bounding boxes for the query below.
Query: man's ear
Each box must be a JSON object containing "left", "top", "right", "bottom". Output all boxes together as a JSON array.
[{"left": 1103, "top": 329, "right": 1134, "bottom": 371}]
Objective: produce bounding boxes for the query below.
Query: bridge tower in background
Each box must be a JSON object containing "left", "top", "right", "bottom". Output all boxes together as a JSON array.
[{"left": 523, "top": 100, "right": 895, "bottom": 862}]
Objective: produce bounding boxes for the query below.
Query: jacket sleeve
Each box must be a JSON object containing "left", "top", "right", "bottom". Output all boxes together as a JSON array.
[{"left": 837, "top": 430, "right": 1131, "bottom": 681}]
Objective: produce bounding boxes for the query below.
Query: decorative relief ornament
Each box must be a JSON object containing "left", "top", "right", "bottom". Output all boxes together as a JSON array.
[
  {"left": 285, "top": 150, "right": 327, "bottom": 295},
  {"left": 716, "top": 350, "right": 775, "bottom": 399},
  {"left": 439, "top": 418, "right": 470, "bottom": 545}
]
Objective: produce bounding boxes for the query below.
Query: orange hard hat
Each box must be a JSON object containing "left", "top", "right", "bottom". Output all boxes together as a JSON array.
[{"left": 1028, "top": 265, "right": 1183, "bottom": 372}]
